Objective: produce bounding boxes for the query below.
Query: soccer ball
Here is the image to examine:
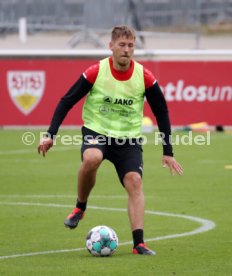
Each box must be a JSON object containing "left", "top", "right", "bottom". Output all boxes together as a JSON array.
[{"left": 86, "top": 225, "right": 118, "bottom": 256}]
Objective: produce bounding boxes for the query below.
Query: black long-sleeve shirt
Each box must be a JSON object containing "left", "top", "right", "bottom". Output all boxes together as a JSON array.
[{"left": 47, "top": 75, "right": 173, "bottom": 156}]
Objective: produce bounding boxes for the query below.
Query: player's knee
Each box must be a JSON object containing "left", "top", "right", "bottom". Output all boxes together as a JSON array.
[
  {"left": 124, "top": 172, "right": 142, "bottom": 192},
  {"left": 82, "top": 149, "right": 103, "bottom": 171}
]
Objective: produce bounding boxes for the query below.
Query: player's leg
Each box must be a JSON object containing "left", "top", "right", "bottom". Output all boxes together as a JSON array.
[
  {"left": 64, "top": 148, "right": 103, "bottom": 229},
  {"left": 124, "top": 172, "right": 156, "bottom": 255},
  {"left": 123, "top": 172, "right": 144, "bottom": 231},
  {"left": 77, "top": 147, "right": 103, "bottom": 202},
  {"left": 110, "top": 140, "right": 156, "bottom": 255},
  {"left": 109, "top": 140, "right": 144, "bottom": 233},
  {"left": 64, "top": 127, "right": 106, "bottom": 229}
]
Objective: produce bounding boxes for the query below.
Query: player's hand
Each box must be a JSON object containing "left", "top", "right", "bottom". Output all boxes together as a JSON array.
[
  {"left": 162, "top": 155, "right": 183, "bottom": 176},
  {"left": 37, "top": 137, "right": 53, "bottom": 157}
]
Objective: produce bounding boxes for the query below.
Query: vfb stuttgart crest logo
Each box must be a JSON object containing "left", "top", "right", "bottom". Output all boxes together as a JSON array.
[{"left": 7, "top": 71, "right": 45, "bottom": 115}]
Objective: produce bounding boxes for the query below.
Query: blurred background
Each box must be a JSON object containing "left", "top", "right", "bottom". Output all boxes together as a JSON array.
[
  {"left": 0, "top": 0, "right": 232, "bottom": 49},
  {"left": 0, "top": 0, "right": 232, "bottom": 128}
]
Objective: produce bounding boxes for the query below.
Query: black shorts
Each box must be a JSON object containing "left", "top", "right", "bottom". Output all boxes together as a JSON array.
[{"left": 81, "top": 126, "right": 143, "bottom": 185}]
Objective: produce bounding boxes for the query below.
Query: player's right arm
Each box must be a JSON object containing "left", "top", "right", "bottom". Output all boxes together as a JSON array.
[
  {"left": 46, "top": 75, "right": 93, "bottom": 139},
  {"left": 38, "top": 64, "right": 99, "bottom": 157}
]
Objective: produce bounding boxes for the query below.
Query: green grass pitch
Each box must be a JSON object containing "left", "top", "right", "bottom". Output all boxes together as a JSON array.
[{"left": 0, "top": 129, "right": 231, "bottom": 275}]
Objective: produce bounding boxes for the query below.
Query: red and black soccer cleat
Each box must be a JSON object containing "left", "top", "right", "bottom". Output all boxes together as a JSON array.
[
  {"left": 132, "top": 243, "right": 156, "bottom": 255},
  {"left": 64, "top": 208, "right": 85, "bottom": 229}
]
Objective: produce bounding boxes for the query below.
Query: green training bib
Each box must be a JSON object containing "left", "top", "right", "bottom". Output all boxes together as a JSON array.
[{"left": 82, "top": 57, "right": 145, "bottom": 138}]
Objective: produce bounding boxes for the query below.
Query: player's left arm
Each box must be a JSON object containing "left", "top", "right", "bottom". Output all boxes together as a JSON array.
[{"left": 144, "top": 72, "right": 183, "bottom": 175}]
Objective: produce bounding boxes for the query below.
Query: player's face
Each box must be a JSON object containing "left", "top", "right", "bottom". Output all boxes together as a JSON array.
[{"left": 109, "top": 36, "right": 135, "bottom": 71}]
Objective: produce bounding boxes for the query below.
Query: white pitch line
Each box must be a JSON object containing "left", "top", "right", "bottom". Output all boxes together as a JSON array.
[
  {"left": 0, "top": 201, "right": 215, "bottom": 260},
  {"left": 0, "top": 146, "right": 78, "bottom": 155},
  {"left": 0, "top": 149, "right": 37, "bottom": 155},
  {"left": 0, "top": 248, "right": 85, "bottom": 260},
  {"left": 0, "top": 159, "right": 44, "bottom": 163},
  {"left": 198, "top": 159, "right": 230, "bottom": 164},
  {"left": 0, "top": 194, "right": 153, "bottom": 199}
]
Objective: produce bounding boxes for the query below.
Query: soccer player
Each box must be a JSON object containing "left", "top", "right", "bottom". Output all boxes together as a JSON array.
[{"left": 38, "top": 25, "right": 183, "bottom": 255}]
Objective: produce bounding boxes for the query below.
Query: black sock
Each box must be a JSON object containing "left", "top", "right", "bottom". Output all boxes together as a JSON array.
[
  {"left": 132, "top": 229, "right": 144, "bottom": 248},
  {"left": 76, "top": 200, "right": 87, "bottom": 211}
]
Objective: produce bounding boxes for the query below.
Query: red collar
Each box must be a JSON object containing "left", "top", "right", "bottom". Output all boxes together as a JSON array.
[{"left": 109, "top": 56, "right": 134, "bottom": 81}]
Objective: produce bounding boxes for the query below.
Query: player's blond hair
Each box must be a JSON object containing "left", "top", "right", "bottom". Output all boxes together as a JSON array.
[{"left": 111, "top": 25, "right": 136, "bottom": 41}]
